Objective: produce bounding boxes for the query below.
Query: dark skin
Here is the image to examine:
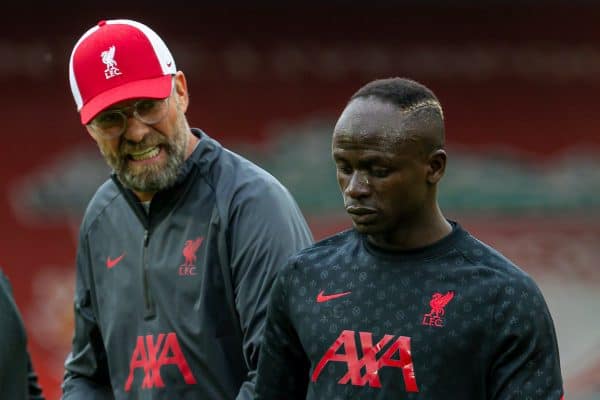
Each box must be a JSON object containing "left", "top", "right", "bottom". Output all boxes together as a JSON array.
[{"left": 332, "top": 97, "right": 452, "bottom": 251}]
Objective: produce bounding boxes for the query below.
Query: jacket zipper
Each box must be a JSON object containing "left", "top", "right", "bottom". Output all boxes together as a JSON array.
[
  {"left": 110, "top": 175, "right": 158, "bottom": 320},
  {"left": 142, "top": 229, "right": 156, "bottom": 319}
]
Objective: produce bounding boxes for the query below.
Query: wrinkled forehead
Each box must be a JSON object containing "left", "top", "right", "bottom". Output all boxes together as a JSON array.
[{"left": 332, "top": 97, "right": 413, "bottom": 147}]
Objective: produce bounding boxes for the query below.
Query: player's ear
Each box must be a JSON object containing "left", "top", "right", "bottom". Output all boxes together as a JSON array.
[
  {"left": 426, "top": 149, "right": 446, "bottom": 184},
  {"left": 173, "top": 71, "right": 189, "bottom": 113},
  {"left": 85, "top": 125, "right": 100, "bottom": 142}
]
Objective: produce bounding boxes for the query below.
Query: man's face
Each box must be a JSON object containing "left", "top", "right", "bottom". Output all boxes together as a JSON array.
[
  {"left": 332, "top": 97, "right": 431, "bottom": 241},
  {"left": 86, "top": 75, "right": 189, "bottom": 194}
]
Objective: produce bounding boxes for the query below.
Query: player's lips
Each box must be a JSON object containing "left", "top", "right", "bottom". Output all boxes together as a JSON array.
[
  {"left": 346, "top": 205, "right": 378, "bottom": 224},
  {"left": 126, "top": 145, "right": 164, "bottom": 164},
  {"left": 345, "top": 205, "right": 377, "bottom": 215},
  {"left": 129, "top": 146, "right": 160, "bottom": 160}
]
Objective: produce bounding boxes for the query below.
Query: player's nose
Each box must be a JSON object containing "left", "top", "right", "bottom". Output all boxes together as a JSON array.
[
  {"left": 345, "top": 172, "right": 371, "bottom": 198},
  {"left": 122, "top": 116, "right": 152, "bottom": 143}
]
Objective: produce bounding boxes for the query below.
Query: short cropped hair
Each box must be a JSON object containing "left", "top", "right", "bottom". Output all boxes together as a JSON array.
[
  {"left": 350, "top": 77, "right": 444, "bottom": 121},
  {"left": 350, "top": 77, "right": 445, "bottom": 151}
]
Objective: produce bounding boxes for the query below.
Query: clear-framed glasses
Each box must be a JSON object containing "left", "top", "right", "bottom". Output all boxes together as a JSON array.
[{"left": 88, "top": 96, "right": 170, "bottom": 139}]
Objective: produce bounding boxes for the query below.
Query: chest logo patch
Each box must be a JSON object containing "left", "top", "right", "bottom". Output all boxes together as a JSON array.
[
  {"left": 421, "top": 291, "right": 454, "bottom": 327},
  {"left": 179, "top": 237, "right": 203, "bottom": 276}
]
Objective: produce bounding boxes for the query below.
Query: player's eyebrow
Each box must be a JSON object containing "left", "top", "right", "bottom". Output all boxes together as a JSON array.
[{"left": 333, "top": 151, "right": 395, "bottom": 166}]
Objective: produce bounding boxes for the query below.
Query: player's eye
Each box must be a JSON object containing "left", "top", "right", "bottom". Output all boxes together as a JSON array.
[
  {"left": 336, "top": 164, "right": 353, "bottom": 175},
  {"left": 371, "top": 167, "right": 390, "bottom": 178},
  {"left": 135, "top": 100, "right": 160, "bottom": 115},
  {"left": 93, "top": 111, "right": 123, "bottom": 127}
]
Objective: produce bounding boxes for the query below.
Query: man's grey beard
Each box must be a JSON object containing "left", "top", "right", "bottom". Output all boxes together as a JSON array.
[{"left": 101, "top": 120, "right": 189, "bottom": 193}]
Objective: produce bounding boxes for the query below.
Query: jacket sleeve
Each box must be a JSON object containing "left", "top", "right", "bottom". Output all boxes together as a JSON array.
[
  {"left": 0, "top": 270, "right": 45, "bottom": 400},
  {"left": 488, "top": 275, "right": 564, "bottom": 399},
  {"left": 61, "top": 234, "right": 113, "bottom": 400},
  {"left": 26, "top": 354, "right": 45, "bottom": 400},
  {"left": 228, "top": 180, "right": 313, "bottom": 400},
  {"left": 255, "top": 262, "right": 310, "bottom": 399}
]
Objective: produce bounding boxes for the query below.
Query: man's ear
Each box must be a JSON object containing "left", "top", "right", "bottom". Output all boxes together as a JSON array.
[
  {"left": 427, "top": 149, "right": 447, "bottom": 184},
  {"left": 85, "top": 125, "right": 100, "bottom": 142},
  {"left": 173, "top": 71, "right": 189, "bottom": 113}
]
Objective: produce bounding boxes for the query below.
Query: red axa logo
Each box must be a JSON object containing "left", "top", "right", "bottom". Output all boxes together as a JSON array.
[
  {"left": 312, "top": 330, "right": 419, "bottom": 392},
  {"left": 179, "top": 236, "right": 203, "bottom": 276},
  {"left": 125, "top": 332, "right": 197, "bottom": 391},
  {"left": 422, "top": 291, "right": 455, "bottom": 327}
]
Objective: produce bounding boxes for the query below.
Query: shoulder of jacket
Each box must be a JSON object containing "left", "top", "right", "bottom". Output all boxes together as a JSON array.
[
  {"left": 80, "top": 178, "right": 122, "bottom": 234},
  {"left": 208, "top": 147, "right": 293, "bottom": 213},
  {"left": 289, "top": 230, "right": 353, "bottom": 267},
  {"left": 455, "top": 230, "right": 536, "bottom": 287}
]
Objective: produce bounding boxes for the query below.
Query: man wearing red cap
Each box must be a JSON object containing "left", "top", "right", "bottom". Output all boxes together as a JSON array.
[{"left": 63, "top": 19, "right": 313, "bottom": 399}]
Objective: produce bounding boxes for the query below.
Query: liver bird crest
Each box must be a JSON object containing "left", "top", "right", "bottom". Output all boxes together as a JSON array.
[
  {"left": 428, "top": 291, "right": 455, "bottom": 317},
  {"left": 181, "top": 237, "right": 203, "bottom": 267}
]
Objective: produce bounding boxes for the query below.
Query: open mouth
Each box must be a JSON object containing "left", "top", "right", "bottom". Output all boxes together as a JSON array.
[{"left": 128, "top": 146, "right": 161, "bottom": 161}]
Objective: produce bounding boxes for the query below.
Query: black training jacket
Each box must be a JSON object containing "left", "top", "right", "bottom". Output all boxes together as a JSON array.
[
  {"left": 62, "top": 129, "right": 313, "bottom": 399},
  {"left": 0, "top": 269, "right": 45, "bottom": 400},
  {"left": 256, "top": 223, "right": 564, "bottom": 399}
]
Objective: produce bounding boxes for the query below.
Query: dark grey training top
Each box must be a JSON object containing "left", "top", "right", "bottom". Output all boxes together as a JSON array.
[
  {"left": 0, "top": 269, "right": 45, "bottom": 400},
  {"left": 62, "top": 129, "right": 313, "bottom": 400}
]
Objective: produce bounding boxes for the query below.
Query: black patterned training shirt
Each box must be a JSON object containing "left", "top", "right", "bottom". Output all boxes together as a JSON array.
[{"left": 256, "top": 222, "right": 564, "bottom": 399}]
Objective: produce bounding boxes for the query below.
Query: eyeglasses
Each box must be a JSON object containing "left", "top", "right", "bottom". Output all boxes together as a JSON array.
[{"left": 88, "top": 96, "right": 170, "bottom": 139}]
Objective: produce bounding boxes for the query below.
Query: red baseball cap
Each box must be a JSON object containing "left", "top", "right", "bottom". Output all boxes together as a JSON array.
[{"left": 69, "top": 19, "right": 177, "bottom": 124}]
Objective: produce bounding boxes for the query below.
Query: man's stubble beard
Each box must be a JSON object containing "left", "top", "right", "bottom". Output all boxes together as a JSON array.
[{"left": 100, "top": 113, "right": 190, "bottom": 193}]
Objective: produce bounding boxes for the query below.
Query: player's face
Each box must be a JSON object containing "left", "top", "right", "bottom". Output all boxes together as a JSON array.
[
  {"left": 86, "top": 72, "right": 191, "bottom": 196},
  {"left": 332, "top": 97, "right": 432, "bottom": 244}
]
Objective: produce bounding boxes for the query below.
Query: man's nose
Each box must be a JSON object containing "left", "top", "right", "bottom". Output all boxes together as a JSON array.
[
  {"left": 122, "top": 115, "right": 151, "bottom": 143},
  {"left": 345, "top": 172, "right": 371, "bottom": 198}
]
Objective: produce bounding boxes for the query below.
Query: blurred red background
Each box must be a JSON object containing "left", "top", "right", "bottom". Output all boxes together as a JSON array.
[{"left": 1, "top": 2, "right": 599, "bottom": 398}]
